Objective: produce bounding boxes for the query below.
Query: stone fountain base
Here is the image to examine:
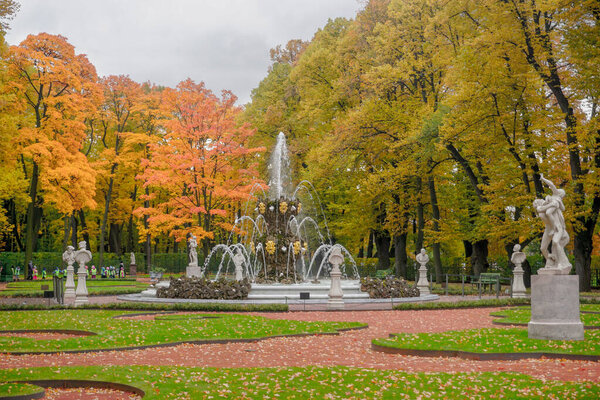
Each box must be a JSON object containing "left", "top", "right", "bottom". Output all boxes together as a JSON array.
[{"left": 124, "top": 279, "right": 439, "bottom": 305}]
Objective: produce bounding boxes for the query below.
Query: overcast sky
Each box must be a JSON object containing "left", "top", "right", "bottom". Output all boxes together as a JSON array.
[{"left": 5, "top": 0, "right": 363, "bottom": 104}]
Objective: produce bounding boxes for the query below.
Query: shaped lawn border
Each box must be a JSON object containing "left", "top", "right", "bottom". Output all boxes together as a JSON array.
[
  {"left": 2, "top": 324, "right": 368, "bottom": 355},
  {"left": 491, "top": 310, "right": 600, "bottom": 330},
  {"left": 0, "top": 329, "right": 97, "bottom": 336},
  {"left": 110, "top": 311, "right": 220, "bottom": 320},
  {"left": 0, "top": 380, "right": 145, "bottom": 400},
  {"left": 372, "top": 334, "right": 600, "bottom": 361}
]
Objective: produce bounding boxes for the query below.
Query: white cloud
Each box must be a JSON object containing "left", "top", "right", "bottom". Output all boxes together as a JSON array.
[{"left": 5, "top": 0, "right": 363, "bottom": 103}]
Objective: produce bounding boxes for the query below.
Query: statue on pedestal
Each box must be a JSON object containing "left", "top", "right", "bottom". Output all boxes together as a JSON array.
[
  {"left": 533, "top": 174, "right": 571, "bottom": 275},
  {"left": 416, "top": 248, "right": 430, "bottom": 296},
  {"left": 510, "top": 244, "right": 527, "bottom": 298},
  {"left": 327, "top": 246, "right": 344, "bottom": 310},
  {"left": 74, "top": 241, "right": 92, "bottom": 305},
  {"left": 130, "top": 252, "right": 136, "bottom": 266},
  {"left": 233, "top": 250, "right": 245, "bottom": 281},
  {"left": 62, "top": 245, "right": 76, "bottom": 304}
]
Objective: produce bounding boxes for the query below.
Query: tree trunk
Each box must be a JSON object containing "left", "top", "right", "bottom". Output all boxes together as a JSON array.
[
  {"left": 144, "top": 187, "right": 151, "bottom": 272},
  {"left": 62, "top": 215, "right": 70, "bottom": 250},
  {"left": 415, "top": 177, "right": 425, "bottom": 254},
  {"left": 70, "top": 213, "right": 78, "bottom": 248},
  {"left": 99, "top": 173, "right": 115, "bottom": 267},
  {"left": 574, "top": 230, "right": 593, "bottom": 291},
  {"left": 366, "top": 230, "right": 374, "bottom": 258},
  {"left": 471, "top": 239, "right": 489, "bottom": 277},
  {"left": 78, "top": 210, "right": 91, "bottom": 250},
  {"left": 428, "top": 176, "right": 443, "bottom": 283},
  {"left": 374, "top": 229, "right": 391, "bottom": 270},
  {"left": 109, "top": 222, "right": 122, "bottom": 255},
  {"left": 394, "top": 233, "right": 408, "bottom": 278},
  {"left": 24, "top": 162, "right": 41, "bottom": 266}
]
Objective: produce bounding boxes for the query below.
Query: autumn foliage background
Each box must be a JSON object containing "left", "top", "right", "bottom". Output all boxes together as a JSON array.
[{"left": 0, "top": 0, "right": 599, "bottom": 291}]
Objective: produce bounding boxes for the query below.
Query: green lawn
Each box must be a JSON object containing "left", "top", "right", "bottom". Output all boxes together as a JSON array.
[
  {"left": 0, "top": 279, "right": 148, "bottom": 297},
  {"left": 492, "top": 306, "right": 600, "bottom": 327},
  {"left": 0, "top": 366, "right": 597, "bottom": 399},
  {"left": 373, "top": 327, "right": 600, "bottom": 356},
  {"left": 0, "top": 310, "right": 363, "bottom": 353}
]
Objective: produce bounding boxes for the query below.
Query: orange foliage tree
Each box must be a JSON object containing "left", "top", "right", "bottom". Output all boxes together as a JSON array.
[
  {"left": 4, "top": 33, "right": 102, "bottom": 263},
  {"left": 136, "top": 79, "right": 263, "bottom": 256}
]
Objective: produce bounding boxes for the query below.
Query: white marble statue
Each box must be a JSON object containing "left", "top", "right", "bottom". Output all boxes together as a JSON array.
[
  {"left": 233, "top": 250, "right": 245, "bottom": 281},
  {"left": 416, "top": 248, "right": 429, "bottom": 267},
  {"left": 533, "top": 174, "right": 571, "bottom": 275},
  {"left": 510, "top": 244, "right": 527, "bottom": 298},
  {"left": 416, "top": 248, "right": 430, "bottom": 296},
  {"left": 188, "top": 234, "right": 198, "bottom": 267},
  {"left": 130, "top": 252, "right": 136, "bottom": 265}
]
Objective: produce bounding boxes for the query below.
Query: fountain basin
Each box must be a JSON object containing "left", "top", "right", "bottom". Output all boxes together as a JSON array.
[{"left": 248, "top": 280, "right": 368, "bottom": 301}]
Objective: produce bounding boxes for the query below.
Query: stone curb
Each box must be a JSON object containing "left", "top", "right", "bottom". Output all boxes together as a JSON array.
[
  {"left": 370, "top": 342, "right": 600, "bottom": 361},
  {"left": 0, "top": 380, "right": 145, "bottom": 400},
  {"left": 0, "top": 329, "right": 97, "bottom": 336},
  {"left": 1, "top": 324, "right": 368, "bottom": 356}
]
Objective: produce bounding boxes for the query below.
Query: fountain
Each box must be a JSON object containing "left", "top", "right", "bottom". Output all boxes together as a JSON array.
[
  {"left": 200, "top": 132, "right": 366, "bottom": 300},
  {"left": 124, "top": 132, "right": 439, "bottom": 304}
]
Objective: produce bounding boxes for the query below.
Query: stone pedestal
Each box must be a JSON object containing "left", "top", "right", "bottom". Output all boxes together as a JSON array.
[
  {"left": 327, "top": 267, "right": 344, "bottom": 310},
  {"left": 64, "top": 264, "right": 76, "bottom": 305},
  {"left": 129, "top": 263, "right": 137, "bottom": 276},
  {"left": 186, "top": 265, "right": 202, "bottom": 278},
  {"left": 327, "top": 247, "right": 344, "bottom": 310},
  {"left": 417, "top": 266, "right": 430, "bottom": 296},
  {"left": 74, "top": 267, "right": 89, "bottom": 306},
  {"left": 511, "top": 266, "right": 527, "bottom": 298},
  {"left": 528, "top": 275, "right": 583, "bottom": 341}
]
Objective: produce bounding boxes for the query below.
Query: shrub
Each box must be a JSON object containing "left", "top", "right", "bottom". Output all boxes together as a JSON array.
[
  {"left": 157, "top": 277, "right": 251, "bottom": 300},
  {"left": 360, "top": 276, "right": 420, "bottom": 298}
]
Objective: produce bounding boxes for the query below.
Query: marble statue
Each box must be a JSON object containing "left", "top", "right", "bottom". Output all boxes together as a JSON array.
[
  {"left": 533, "top": 174, "right": 571, "bottom": 275},
  {"left": 416, "top": 248, "right": 430, "bottom": 296},
  {"left": 188, "top": 234, "right": 198, "bottom": 267},
  {"left": 130, "top": 252, "right": 136, "bottom": 265},
  {"left": 510, "top": 244, "right": 527, "bottom": 298},
  {"left": 233, "top": 250, "right": 245, "bottom": 281}
]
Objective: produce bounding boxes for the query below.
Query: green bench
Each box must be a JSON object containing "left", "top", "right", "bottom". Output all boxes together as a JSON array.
[{"left": 475, "top": 272, "right": 501, "bottom": 292}]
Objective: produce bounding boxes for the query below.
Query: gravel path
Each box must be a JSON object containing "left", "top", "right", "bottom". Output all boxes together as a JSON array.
[{"left": 1, "top": 308, "right": 598, "bottom": 382}]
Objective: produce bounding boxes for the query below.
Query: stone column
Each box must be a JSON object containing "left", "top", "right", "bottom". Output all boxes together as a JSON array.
[
  {"left": 510, "top": 244, "right": 527, "bottom": 299},
  {"left": 74, "top": 265, "right": 89, "bottom": 306},
  {"left": 327, "top": 247, "right": 344, "bottom": 310}
]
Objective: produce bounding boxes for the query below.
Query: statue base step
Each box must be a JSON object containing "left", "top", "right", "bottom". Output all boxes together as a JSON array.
[
  {"left": 129, "top": 264, "right": 137, "bottom": 276},
  {"left": 528, "top": 275, "right": 584, "bottom": 341},
  {"left": 186, "top": 266, "right": 202, "bottom": 278}
]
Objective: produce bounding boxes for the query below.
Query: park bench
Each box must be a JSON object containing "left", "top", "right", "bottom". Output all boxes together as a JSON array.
[
  {"left": 149, "top": 271, "right": 163, "bottom": 282},
  {"left": 475, "top": 272, "right": 501, "bottom": 293}
]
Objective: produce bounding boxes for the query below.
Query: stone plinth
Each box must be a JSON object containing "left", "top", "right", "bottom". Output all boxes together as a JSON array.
[
  {"left": 511, "top": 266, "right": 527, "bottom": 298},
  {"left": 129, "top": 263, "right": 137, "bottom": 276},
  {"left": 416, "top": 266, "right": 430, "bottom": 296},
  {"left": 74, "top": 268, "right": 89, "bottom": 306},
  {"left": 528, "top": 275, "right": 583, "bottom": 341},
  {"left": 186, "top": 265, "right": 202, "bottom": 278},
  {"left": 64, "top": 265, "right": 76, "bottom": 305}
]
